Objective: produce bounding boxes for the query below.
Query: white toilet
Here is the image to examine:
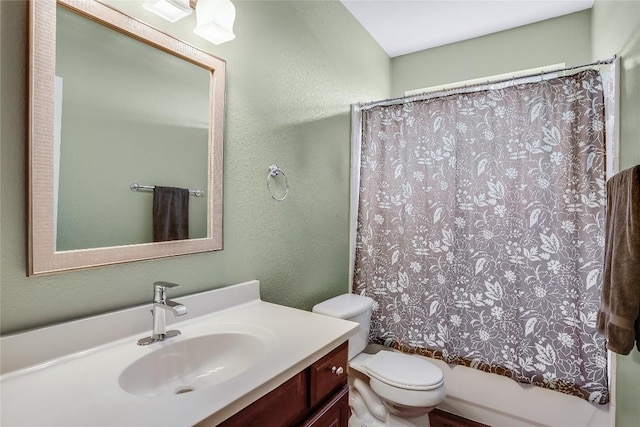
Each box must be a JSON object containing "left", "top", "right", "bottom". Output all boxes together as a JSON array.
[{"left": 312, "top": 293, "right": 446, "bottom": 427}]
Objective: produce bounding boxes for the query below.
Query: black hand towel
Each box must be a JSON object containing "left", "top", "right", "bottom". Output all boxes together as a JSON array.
[{"left": 152, "top": 186, "right": 189, "bottom": 242}]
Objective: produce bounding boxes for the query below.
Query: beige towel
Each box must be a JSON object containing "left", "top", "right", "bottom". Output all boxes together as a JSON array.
[{"left": 596, "top": 165, "right": 640, "bottom": 355}]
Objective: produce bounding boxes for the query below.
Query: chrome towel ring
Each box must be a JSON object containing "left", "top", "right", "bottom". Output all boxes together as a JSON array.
[{"left": 267, "top": 163, "right": 288, "bottom": 201}]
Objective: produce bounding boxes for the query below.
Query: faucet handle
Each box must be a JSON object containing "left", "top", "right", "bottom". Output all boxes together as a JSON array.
[
  {"left": 153, "top": 281, "right": 181, "bottom": 303},
  {"left": 153, "top": 281, "right": 181, "bottom": 291}
]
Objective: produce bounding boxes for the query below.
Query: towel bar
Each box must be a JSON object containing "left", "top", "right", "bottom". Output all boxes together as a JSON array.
[{"left": 130, "top": 182, "right": 204, "bottom": 197}]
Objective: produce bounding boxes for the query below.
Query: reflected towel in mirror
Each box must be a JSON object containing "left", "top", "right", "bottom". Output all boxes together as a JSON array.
[{"left": 153, "top": 186, "right": 189, "bottom": 242}]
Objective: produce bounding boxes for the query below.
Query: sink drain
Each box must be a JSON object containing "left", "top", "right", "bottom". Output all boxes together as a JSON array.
[{"left": 175, "top": 386, "right": 195, "bottom": 395}]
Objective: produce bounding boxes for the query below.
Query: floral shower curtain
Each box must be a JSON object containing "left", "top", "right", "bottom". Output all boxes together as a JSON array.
[{"left": 353, "top": 70, "right": 609, "bottom": 403}]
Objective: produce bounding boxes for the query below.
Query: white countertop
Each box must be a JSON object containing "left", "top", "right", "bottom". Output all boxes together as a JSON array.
[{"left": 0, "top": 280, "right": 357, "bottom": 426}]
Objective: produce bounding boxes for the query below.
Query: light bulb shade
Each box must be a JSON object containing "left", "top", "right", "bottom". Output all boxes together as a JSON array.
[
  {"left": 194, "top": 0, "right": 236, "bottom": 45},
  {"left": 143, "top": 0, "right": 192, "bottom": 23}
]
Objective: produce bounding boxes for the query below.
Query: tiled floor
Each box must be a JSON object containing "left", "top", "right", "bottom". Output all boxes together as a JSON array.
[{"left": 430, "top": 409, "right": 491, "bottom": 427}]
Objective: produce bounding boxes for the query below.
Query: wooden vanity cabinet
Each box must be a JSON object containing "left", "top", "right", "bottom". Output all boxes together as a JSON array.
[{"left": 219, "top": 342, "right": 349, "bottom": 427}]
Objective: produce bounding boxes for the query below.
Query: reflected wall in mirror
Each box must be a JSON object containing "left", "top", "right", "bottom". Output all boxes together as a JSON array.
[
  {"left": 29, "top": 0, "right": 225, "bottom": 275},
  {"left": 56, "top": 6, "right": 210, "bottom": 250}
]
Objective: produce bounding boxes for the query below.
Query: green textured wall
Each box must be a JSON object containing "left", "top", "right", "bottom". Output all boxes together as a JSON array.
[
  {"left": 592, "top": 2, "right": 640, "bottom": 426},
  {"left": 0, "top": 0, "right": 390, "bottom": 334},
  {"left": 391, "top": 10, "right": 592, "bottom": 97}
]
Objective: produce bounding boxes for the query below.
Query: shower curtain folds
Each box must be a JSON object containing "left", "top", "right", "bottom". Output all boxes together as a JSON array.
[{"left": 351, "top": 67, "right": 612, "bottom": 404}]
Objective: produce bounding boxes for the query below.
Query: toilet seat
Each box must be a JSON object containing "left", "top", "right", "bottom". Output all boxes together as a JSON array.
[
  {"left": 368, "top": 376, "right": 446, "bottom": 409},
  {"left": 363, "top": 351, "right": 444, "bottom": 390}
]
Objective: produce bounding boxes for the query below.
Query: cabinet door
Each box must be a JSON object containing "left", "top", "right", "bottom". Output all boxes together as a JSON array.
[
  {"left": 218, "top": 371, "right": 309, "bottom": 427},
  {"left": 302, "top": 385, "right": 349, "bottom": 427}
]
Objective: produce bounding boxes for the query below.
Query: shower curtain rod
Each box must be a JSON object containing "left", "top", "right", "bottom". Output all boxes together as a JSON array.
[{"left": 356, "top": 56, "right": 617, "bottom": 111}]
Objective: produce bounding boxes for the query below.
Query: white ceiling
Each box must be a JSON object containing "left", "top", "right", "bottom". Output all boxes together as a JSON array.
[{"left": 341, "top": 0, "right": 595, "bottom": 58}]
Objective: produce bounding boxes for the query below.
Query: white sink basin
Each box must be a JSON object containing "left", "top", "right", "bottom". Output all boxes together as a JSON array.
[
  {"left": 119, "top": 332, "right": 267, "bottom": 398},
  {"left": 1, "top": 280, "right": 358, "bottom": 426}
]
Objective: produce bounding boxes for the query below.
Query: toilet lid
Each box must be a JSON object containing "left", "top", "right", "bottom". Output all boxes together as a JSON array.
[{"left": 363, "top": 351, "right": 444, "bottom": 391}]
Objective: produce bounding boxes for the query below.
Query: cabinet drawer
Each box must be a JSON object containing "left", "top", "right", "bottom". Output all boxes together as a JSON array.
[{"left": 310, "top": 342, "right": 348, "bottom": 407}]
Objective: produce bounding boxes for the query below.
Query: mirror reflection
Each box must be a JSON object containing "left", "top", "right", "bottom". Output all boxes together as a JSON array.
[{"left": 55, "top": 6, "right": 209, "bottom": 250}]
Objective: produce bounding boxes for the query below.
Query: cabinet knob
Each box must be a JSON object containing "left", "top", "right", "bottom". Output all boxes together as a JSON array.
[{"left": 331, "top": 366, "right": 344, "bottom": 376}]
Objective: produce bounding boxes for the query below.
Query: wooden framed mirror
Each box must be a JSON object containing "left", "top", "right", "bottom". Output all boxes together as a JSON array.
[{"left": 28, "top": 0, "right": 225, "bottom": 275}]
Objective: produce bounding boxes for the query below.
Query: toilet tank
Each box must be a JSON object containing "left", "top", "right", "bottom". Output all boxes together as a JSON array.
[{"left": 312, "top": 293, "right": 374, "bottom": 360}]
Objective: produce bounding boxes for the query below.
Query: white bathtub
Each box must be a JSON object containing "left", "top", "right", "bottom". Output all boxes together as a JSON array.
[{"left": 428, "top": 356, "right": 614, "bottom": 427}]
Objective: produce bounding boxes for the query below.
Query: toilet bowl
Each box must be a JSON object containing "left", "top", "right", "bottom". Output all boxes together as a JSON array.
[{"left": 312, "top": 294, "right": 446, "bottom": 427}]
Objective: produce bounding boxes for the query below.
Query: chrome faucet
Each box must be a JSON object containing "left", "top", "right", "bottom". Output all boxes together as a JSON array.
[{"left": 137, "top": 281, "right": 187, "bottom": 346}]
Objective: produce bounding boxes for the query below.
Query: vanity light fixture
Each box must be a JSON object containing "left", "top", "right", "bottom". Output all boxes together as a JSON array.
[
  {"left": 143, "top": 0, "right": 192, "bottom": 23},
  {"left": 143, "top": 0, "right": 236, "bottom": 45},
  {"left": 193, "top": 0, "right": 236, "bottom": 44}
]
